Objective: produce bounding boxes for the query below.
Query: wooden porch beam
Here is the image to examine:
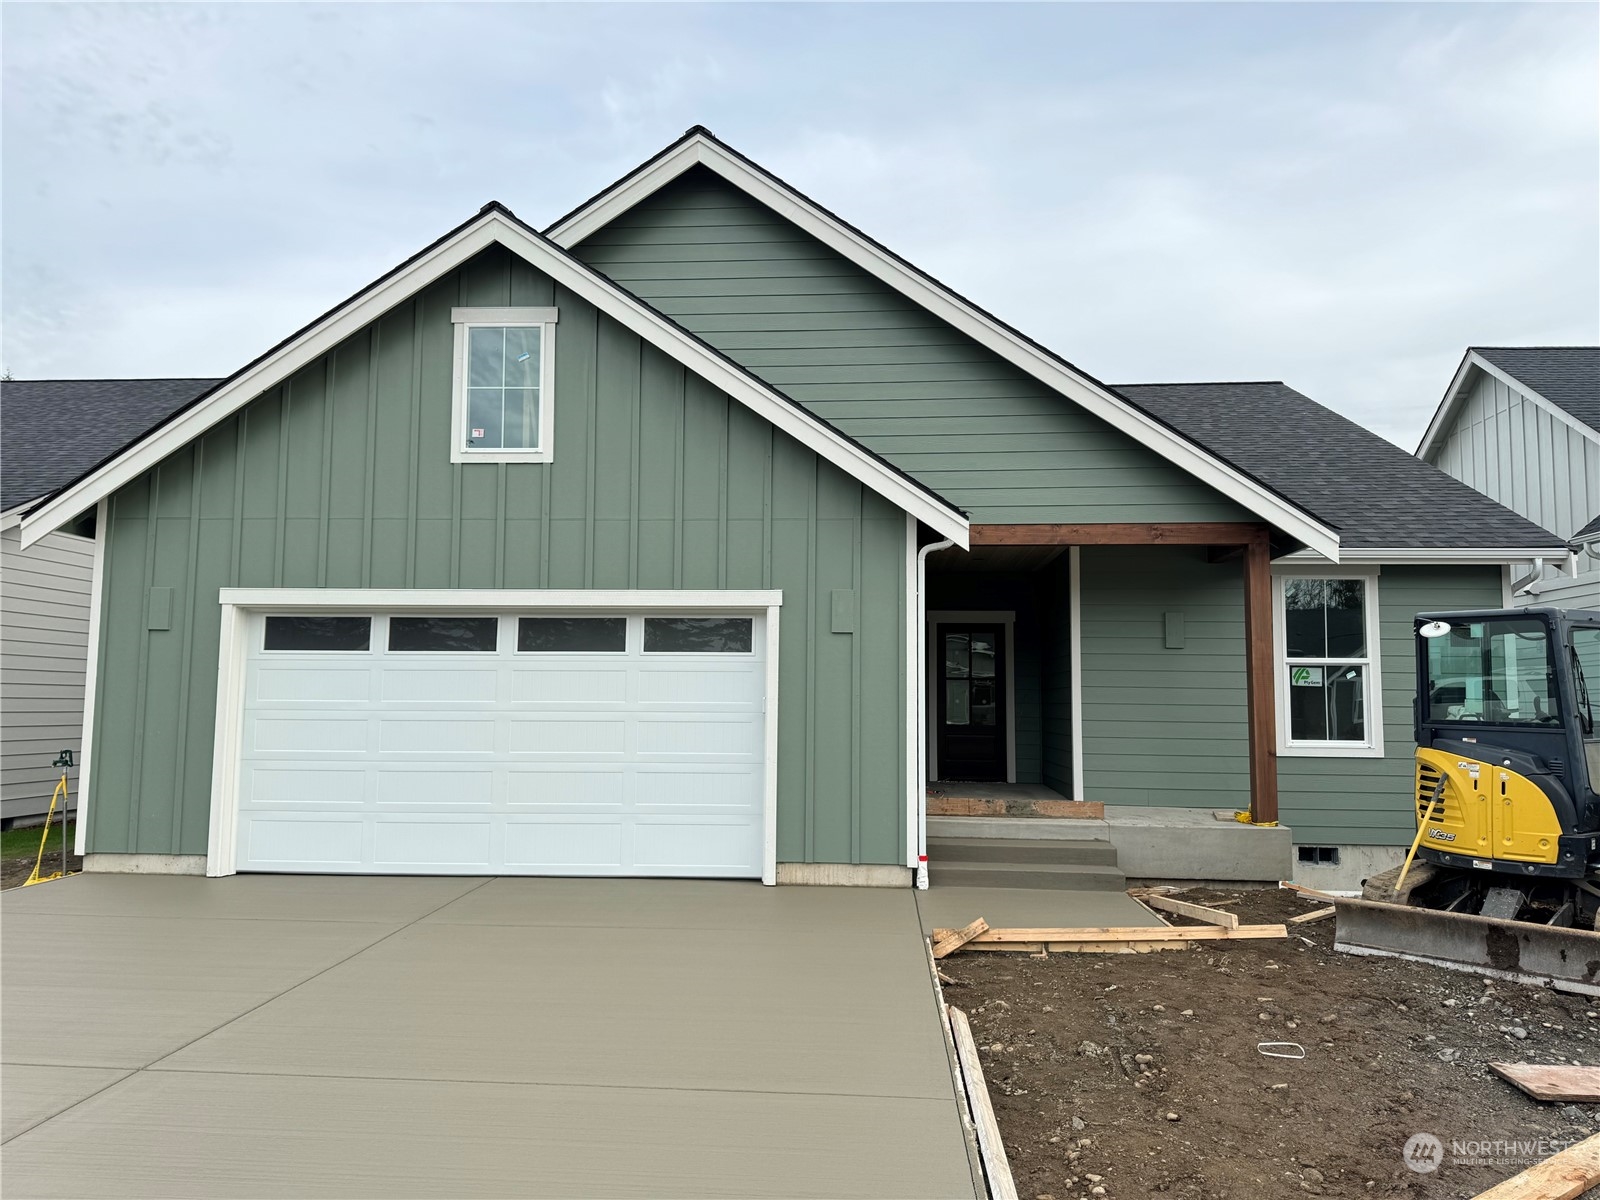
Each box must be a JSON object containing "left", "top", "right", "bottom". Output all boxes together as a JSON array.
[
  {"left": 970, "top": 522, "right": 1269, "bottom": 546},
  {"left": 1241, "top": 531, "right": 1279, "bottom": 824}
]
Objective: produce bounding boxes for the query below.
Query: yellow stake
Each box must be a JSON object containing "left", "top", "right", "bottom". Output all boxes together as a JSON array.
[{"left": 1393, "top": 778, "right": 1445, "bottom": 898}]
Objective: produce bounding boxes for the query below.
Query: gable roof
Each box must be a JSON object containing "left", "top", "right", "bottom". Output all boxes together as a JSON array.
[
  {"left": 1, "top": 378, "right": 220, "bottom": 514},
  {"left": 17, "top": 203, "right": 968, "bottom": 549},
  {"left": 1418, "top": 346, "right": 1600, "bottom": 459},
  {"left": 1574, "top": 512, "right": 1600, "bottom": 545},
  {"left": 1116, "top": 381, "right": 1569, "bottom": 554},
  {"left": 546, "top": 127, "right": 1342, "bottom": 561},
  {"left": 1471, "top": 346, "right": 1600, "bottom": 432}
]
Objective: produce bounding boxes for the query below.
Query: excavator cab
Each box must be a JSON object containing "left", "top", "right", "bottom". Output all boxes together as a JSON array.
[{"left": 1413, "top": 607, "right": 1600, "bottom": 882}]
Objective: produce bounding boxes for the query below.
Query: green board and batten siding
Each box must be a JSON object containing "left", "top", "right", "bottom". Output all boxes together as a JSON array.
[
  {"left": 88, "top": 244, "right": 908, "bottom": 867},
  {"left": 573, "top": 168, "right": 1253, "bottom": 526},
  {"left": 1078, "top": 547, "right": 1503, "bottom": 844}
]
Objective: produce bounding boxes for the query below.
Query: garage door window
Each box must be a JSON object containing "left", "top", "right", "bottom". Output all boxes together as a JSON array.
[
  {"left": 517, "top": 616, "right": 627, "bottom": 653},
  {"left": 262, "top": 615, "right": 371, "bottom": 652},
  {"left": 643, "top": 616, "right": 753, "bottom": 653},
  {"left": 388, "top": 616, "right": 499, "bottom": 652}
]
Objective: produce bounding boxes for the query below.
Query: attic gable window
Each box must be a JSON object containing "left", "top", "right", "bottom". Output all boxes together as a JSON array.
[{"left": 450, "top": 307, "right": 558, "bottom": 463}]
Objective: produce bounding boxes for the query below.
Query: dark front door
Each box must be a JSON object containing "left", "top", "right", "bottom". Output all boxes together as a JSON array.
[{"left": 937, "top": 624, "right": 1006, "bottom": 781}]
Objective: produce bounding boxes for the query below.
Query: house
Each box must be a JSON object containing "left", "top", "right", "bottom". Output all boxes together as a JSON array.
[
  {"left": 1, "top": 378, "right": 214, "bottom": 827},
  {"left": 1418, "top": 346, "right": 1600, "bottom": 608},
  {"left": 13, "top": 129, "right": 1570, "bottom": 891}
]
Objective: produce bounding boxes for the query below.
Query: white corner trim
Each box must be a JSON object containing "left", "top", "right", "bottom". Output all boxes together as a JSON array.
[
  {"left": 449, "top": 311, "right": 557, "bottom": 465},
  {"left": 1417, "top": 350, "right": 1600, "bottom": 461},
  {"left": 925, "top": 611, "right": 1018, "bottom": 784},
  {"left": 1068, "top": 546, "right": 1084, "bottom": 803},
  {"left": 73, "top": 498, "right": 109, "bottom": 857},
  {"left": 18, "top": 208, "right": 968, "bottom": 549},
  {"left": 1271, "top": 571, "right": 1385, "bottom": 760},
  {"left": 205, "top": 588, "right": 785, "bottom": 882},
  {"left": 903, "top": 515, "right": 918, "bottom": 871},
  {"left": 547, "top": 133, "right": 1341, "bottom": 561}
]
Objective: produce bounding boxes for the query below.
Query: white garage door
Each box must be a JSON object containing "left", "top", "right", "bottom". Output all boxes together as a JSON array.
[{"left": 234, "top": 610, "right": 766, "bottom": 877}]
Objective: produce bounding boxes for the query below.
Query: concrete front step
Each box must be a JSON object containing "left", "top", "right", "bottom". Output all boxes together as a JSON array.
[
  {"left": 928, "top": 815, "right": 1111, "bottom": 841},
  {"left": 928, "top": 836, "right": 1118, "bottom": 867},
  {"left": 927, "top": 860, "right": 1127, "bottom": 892}
]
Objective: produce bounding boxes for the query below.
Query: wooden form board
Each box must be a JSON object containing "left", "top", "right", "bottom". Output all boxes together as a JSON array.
[
  {"left": 1135, "top": 893, "right": 1241, "bottom": 929},
  {"left": 929, "top": 923, "right": 1286, "bottom": 955},
  {"left": 1471, "top": 1131, "right": 1600, "bottom": 1200},
  {"left": 947, "top": 1006, "right": 1019, "bottom": 1200},
  {"left": 1489, "top": 1063, "right": 1600, "bottom": 1104},
  {"left": 932, "top": 918, "right": 989, "bottom": 960}
]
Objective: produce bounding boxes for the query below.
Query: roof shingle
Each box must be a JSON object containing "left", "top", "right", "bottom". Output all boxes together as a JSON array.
[
  {"left": 1114, "top": 381, "right": 1568, "bottom": 551},
  {"left": 1471, "top": 346, "right": 1599, "bottom": 432}
]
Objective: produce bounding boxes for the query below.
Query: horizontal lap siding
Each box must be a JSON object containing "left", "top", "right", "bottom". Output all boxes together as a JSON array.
[
  {"left": 1279, "top": 566, "right": 1504, "bottom": 845},
  {"left": 1, "top": 529, "right": 93, "bottom": 820},
  {"left": 575, "top": 169, "right": 1252, "bottom": 525},
  {"left": 1080, "top": 549, "right": 1504, "bottom": 845},
  {"left": 89, "top": 245, "right": 905, "bottom": 866}
]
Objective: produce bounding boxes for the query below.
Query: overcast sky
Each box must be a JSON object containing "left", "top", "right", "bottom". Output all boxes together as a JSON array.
[{"left": 4, "top": 2, "right": 1596, "bottom": 449}]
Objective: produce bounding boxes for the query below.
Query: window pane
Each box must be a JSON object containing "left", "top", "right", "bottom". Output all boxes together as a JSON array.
[
  {"left": 468, "top": 326, "right": 504, "bottom": 388},
  {"left": 1283, "top": 579, "right": 1327, "bottom": 658},
  {"left": 503, "top": 327, "right": 540, "bottom": 388},
  {"left": 1325, "top": 580, "right": 1365, "bottom": 658},
  {"left": 970, "top": 679, "right": 997, "bottom": 726},
  {"left": 643, "top": 617, "right": 753, "bottom": 653},
  {"left": 501, "top": 388, "right": 539, "bottom": 449},
  {"left": 467, "top": 389, "right": 502, "bottom": 449},
  {"left": 1425, "top": 617, "right": 1557, "bottom": 725},
  {"left": 944, "top": 634, "right": 969, "bottom": 679},
  {"left": 970, "top": 634, "right": 996, "bottom": 679},
  {"left": 388, "top": 616, "right": 499, "bottom": 652},
  {"left": 518, "top": 617, "right": 625, "bottom": 653},
  {"left": 1575, "top": 628, "right": 1600, "bottom": 724},
  {"left": 264, "top": 615, "right": 370, "bottom": 651},
  {"left": 1288, "top": 664, "right": 1366, "bottom": 742},
  {"left": 946, "top": 679, "right": 970, "bottom": 725}
]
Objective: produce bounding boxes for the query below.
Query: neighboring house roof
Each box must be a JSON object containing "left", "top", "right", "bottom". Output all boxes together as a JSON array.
[
  {"left": 17, "top": 202, "right": 968, "bottom": 548},
  {"left": 1574, "top": 512, "right": 1600, "bottom": 545},
  {"left": 1, "top": 377, "right": 219, "bottom": 513},
  {"left": 1471, "top": 346, "right": 1600, "bottom": 432},
  {"left": 1116, "top": 381, "right": 1569, "bottom": 553},
  {"left": 546, "top": 127, "right": 1342, "bottom": 561}
]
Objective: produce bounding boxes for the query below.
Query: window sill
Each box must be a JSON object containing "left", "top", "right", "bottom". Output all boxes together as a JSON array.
[
  {"left": 451, "top": 447, "right": 554, "bottom": 465},
  {"left": 1278, "top": 743, "right": 1386, "bottom": 760}
]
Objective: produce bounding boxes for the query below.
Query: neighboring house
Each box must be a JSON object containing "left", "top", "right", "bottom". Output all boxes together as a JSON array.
[
  {"left": 1, "top": 379, "right": 216, "bottom": 827},
  {"left": 1418, "top": 346, "right": 1600, "bottom": 608},
  {"left": 14, "top": 129, "right": 1570, "bottom": 891}
]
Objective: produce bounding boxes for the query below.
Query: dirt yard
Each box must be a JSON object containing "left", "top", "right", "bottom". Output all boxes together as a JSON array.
[{"left": 945, "top": 887, "right": 1599, "bottom": 1200}]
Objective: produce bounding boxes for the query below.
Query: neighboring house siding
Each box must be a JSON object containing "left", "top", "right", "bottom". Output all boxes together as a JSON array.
[
  {"left": 1429, "top": 370, "right": 1600, "bottom": 541},
  {"left": 1, "top": 528, "right": 92, "bottom": 823},
  {"left": 86, "top": 244, "right": 907, "bottom": 866},
  {"left": 1078, "top": 546, "right": 1501, "bottom": 845},
  {"left": 574, "top": 168, "right": 1253, "bottom": 525}
]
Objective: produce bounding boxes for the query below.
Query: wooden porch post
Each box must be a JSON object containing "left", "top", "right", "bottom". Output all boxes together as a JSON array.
[{"left": 1241, "top": 530, "right": 1278, "bottom": 824}]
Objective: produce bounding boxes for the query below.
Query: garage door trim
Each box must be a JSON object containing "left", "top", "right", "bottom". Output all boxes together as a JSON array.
[{"left": 206, "top": 589, "right": 783, "bottom": 883}]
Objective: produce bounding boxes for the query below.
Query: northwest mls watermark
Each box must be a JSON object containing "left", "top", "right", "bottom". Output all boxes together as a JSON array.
[{"left": 1404, "top": 1131, "right": 1576, "bottom": 1173}]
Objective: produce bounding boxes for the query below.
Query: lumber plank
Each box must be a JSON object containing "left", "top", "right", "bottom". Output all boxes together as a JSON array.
[
  {"left": 947, "top": 1006, "right": 1019, "bottom": 1200},
  {"left": 966, "top": 924, "right": 1287, "bottom": 944},
  {"left": 931, "top": 918, "right": 990, "bottom": 959},
  {"left": 960, "top": 939, "right": 1193, "bottom": 954},
  {"left": 1289, "top": 906, "right": 1337, "bottom": 925},
  {"left": 1136, "top": 893, "right": 1240, "bottom": 929},
  {"left": 1488, "top": 1063, "right": 1600, "bottom": 1104},
  {"left": 1471, "top": 1131, "right": 1600, "bottom": 1200}
]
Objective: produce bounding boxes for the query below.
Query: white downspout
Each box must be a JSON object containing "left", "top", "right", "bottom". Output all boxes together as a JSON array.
[
  {"left": 1510, "top": 557, "right": 1545, "bottom": 598},
  {"left": 915, "top": 535, "right": 955, "bottom": 889}
]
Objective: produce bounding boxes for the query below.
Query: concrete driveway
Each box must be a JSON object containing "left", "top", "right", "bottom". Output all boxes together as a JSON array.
[{"left": 2, "top": 874, "right": 978, "bottom": 1199}]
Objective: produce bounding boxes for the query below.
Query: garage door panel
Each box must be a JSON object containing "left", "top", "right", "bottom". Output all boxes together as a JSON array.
[
  {"left": 246, "top": 766, "right": 367, "bottom": 809},
  {"left": 375, "top": 768, "right": 495, "bottom": 809},
  {"left": 506, "top": 717, "right": 627, "bottom": 757},
  {"left": 237, "top": 607, "right": 767, "bottom": 878},
  {"left": 379, "top": 668, "right": 500, "bottom": 704},
  {"left": 504, "top": 820, "right": 626, "bottom": 869},
  {"left": 376, "top": 718, "right": 497, "bottom": 755},
  {"left": 252, "top": 716, "right": 369, "bottom": 754},
  {"left": 504, "top": 768, "right": 626, "bottom": 810}
]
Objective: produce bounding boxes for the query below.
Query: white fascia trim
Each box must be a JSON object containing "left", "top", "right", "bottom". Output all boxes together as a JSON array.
[
  {"left": 216, "top": 587, "right": 784, "bottom": 611},
  {"left": 19, "top": 211, "right": 967, "bottom": 550},
  {"left": 0, "top": 508, "right": 21, "bottom": 532},
  {"left": 1417, "top": 351, "right": 1600, "bottom": 460},
  {"left": 1279, "top": 547, "right": 1567, "bottom": 566},
  {"left": 548, "top": 135, "right": 1340, "bottom": 561}
]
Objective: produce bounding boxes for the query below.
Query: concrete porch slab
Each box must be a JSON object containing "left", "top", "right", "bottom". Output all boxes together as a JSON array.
[{"left": 916, "top": 885, "right": 1165, "bottom": 934}]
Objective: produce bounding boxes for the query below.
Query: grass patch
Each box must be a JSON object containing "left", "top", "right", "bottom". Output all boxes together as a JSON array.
[{"left": 1, "top": 821, "right": 75, "bottom": 860}]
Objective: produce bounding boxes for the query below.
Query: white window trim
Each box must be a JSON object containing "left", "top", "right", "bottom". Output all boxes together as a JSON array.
[
  {"left": 206, "top": 588, "right": 781, "bottom": 884},
  {"left": 925, "top": 610, "right": 1018, "bottom": 784},
  {"left": 450, "top": 307, "right": 558, "bottom": 464},
  {"left": 1272, "top": 564, "right": 1385, "bottom": 759}
]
